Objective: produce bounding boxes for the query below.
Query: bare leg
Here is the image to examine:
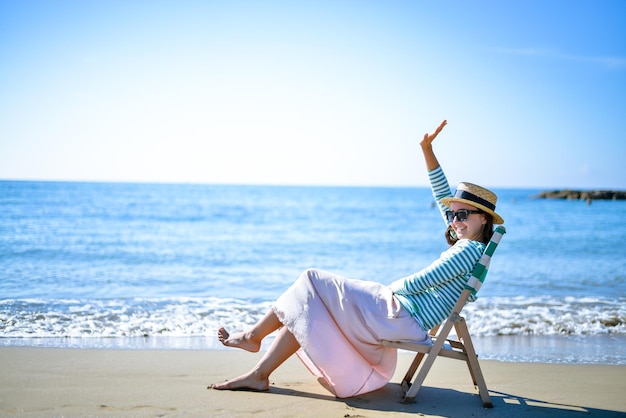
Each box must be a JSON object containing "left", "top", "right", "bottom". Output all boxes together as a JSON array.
[
  {"left": 218, "top": 310, "right": 283, "bottom": 353},
  {"left": 211, "top": 326, "right": 301, "bottom": 391}
]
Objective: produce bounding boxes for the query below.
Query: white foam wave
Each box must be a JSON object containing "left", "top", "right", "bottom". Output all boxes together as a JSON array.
[
  {"left": 0, "top": 297, "right": 273, "bottom": 339},
  {"left": 465, "top": 296, "right": 626, "bottom": 336},
  {"left": 1, "top": 295, "right": 624, "bottom": 340}
]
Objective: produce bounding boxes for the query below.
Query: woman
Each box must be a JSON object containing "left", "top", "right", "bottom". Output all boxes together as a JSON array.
[{"left": 211, "top": 120, "right": 504, "bottom": 398}]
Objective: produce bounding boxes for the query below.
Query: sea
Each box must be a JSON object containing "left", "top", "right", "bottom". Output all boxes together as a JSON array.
[{"left": 1, "top": 180, "right": 624, "bottom": 365}]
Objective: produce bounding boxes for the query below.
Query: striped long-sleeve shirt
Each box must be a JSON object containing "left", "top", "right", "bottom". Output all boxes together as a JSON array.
[{"left": 388, "top": 166, "right": 485, "bottom": 331}]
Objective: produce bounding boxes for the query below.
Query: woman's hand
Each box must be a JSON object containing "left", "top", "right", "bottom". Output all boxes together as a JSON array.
[
  {"left": 420, "top": 120, "right": 447, "bottom": 149},
  {"left": 420, "top": 120, "right": 447, "bottom": 171}
]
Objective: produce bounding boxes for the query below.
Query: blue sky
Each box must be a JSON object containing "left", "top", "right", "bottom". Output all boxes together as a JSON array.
[{"left": 1, "top": 0, "right": 624, "bottom": 189}]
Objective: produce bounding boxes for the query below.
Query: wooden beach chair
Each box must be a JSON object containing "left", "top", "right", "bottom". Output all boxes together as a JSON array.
[{"left": 383, "top": 225, "right": 506, "bottom": 408}]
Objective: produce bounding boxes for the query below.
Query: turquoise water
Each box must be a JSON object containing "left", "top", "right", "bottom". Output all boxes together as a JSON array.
[{"left": 1, "top": 181, "right": 624, "bottom": 364}]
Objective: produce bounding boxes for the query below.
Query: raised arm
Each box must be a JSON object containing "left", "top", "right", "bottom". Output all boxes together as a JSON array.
[
  {"left": 421, "top": 120, "right": 453, "bottom": 228},
  {"left": 420, "top": 119, "right": 447, "bottom": 171}
]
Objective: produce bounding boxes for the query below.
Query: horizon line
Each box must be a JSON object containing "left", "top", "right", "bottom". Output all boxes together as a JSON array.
[{"left": 1, "top": 177, "right": 624, "bottom": 192}]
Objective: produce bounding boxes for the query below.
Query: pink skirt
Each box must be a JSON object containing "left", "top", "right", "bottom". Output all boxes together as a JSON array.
[{"left": 272, "top": 268, "right": 429, "bottom": 398}]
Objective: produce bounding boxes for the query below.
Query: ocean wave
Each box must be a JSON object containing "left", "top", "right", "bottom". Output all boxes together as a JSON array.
[
  {"left": 465, "top": 295, "right": 626, "bottom": 336},
  {"left": 1, "top": 295, "right": 624, "bottom": 340},
  {"left": 0, "top": 297, "right": 273, "bottom": 339}
]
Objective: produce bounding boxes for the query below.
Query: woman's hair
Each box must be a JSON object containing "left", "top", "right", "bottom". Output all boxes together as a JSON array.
[
  {"left": 445, "top": 212, "right": 494, "bottom": 246},
  {"left": 477, "top": 214, "right": 495, "bottom": 245}
]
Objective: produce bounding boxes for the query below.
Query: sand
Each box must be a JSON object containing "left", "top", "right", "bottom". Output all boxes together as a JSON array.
[{"left": 1, "top": 347, "right": 624, "bottom": 417}]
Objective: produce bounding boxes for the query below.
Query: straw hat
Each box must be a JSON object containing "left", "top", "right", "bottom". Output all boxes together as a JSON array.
[{"left": 441, "top": 182, "right": 504, "bottom": 224}]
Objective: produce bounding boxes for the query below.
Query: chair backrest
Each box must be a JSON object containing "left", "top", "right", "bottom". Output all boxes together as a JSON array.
[{"left": 465, "top": 225, "right": 506, "bottom": 296}]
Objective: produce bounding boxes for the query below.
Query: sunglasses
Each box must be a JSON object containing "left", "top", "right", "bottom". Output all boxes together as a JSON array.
[{"left": 445, "top": 209, "right": 483, "bottom": 223}]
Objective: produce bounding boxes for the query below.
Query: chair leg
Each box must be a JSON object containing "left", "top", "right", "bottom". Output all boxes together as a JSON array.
[
  {"left": 401, "top": 324, "right": 440, "bottom": 395},
  {"left": 402, "top": 352, "right": 425, "bottom": 388},
  {"left": 455, "top": 318, "right": 493, "bottom": 408},
  {"left": 403, "top": 319, "right": 455, "bottom": 403},
  {"left": 403, "top": 347, "right": 438, "bottom": 402}
]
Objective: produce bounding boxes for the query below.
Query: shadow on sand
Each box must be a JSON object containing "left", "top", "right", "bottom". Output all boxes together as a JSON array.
[{"left": 268, "top": 382, "right": 624, "bottom": 417}]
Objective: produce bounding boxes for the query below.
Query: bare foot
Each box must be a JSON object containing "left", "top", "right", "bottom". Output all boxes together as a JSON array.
[
  {"left": 217, "top": 327, "right": 261, "bottom": 353},
  {"left": 210, "top": 371, "right": 270, "bottom": 392}
]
